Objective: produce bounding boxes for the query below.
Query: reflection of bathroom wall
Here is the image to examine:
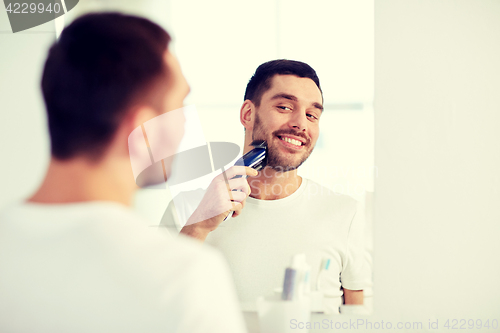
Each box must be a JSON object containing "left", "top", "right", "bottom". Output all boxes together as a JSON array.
[{"left": 171, "top": 0, "right": 373, "bottom": 107}]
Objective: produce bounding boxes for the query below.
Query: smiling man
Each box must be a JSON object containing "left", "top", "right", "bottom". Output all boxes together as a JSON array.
[{"left": 163, "top": 60, "right": 371, "bottom": 314}]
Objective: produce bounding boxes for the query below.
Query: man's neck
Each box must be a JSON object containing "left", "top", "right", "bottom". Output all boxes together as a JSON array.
[
  {"left": 248, "top": 166, "right": 302, "bottom": 200},
  {"left": 28, "top": 156, "right": 135, "bottom": 206}
]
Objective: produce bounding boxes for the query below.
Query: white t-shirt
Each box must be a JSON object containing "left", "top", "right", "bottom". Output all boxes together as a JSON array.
[
  {"left": 162, "top": 178, "right": 371, "bottom": 314},
  {"left": 0, "top": 201, "right": 247, "bottom": 333}
]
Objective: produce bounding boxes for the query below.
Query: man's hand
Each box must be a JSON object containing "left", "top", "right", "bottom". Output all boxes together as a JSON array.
[{"left": 180, "top": 166, "right": 257, "bottom": 241}]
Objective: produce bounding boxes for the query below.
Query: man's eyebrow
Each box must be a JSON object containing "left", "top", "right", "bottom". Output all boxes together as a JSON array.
[
  {"left": 271, "top": 93, "right": 324, "bottom": 112},
  {"left": 313, "top": 102, "right": 324, "bottom": 112},
  {"left": 271, "top": 93, "right": 298, "bottom": 102}
]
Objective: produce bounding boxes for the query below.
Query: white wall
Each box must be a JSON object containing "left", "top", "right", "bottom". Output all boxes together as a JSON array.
[
  {"left": 374, "top": 0, "right": 500, "bottom": 327},
  {"left": 0, "top": 12, "right": 53, "bottom": 208}
]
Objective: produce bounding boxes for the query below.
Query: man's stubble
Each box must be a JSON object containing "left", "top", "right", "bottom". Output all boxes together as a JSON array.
[{"left": 251, "top": 111, "right": 315, "bottom": 172}]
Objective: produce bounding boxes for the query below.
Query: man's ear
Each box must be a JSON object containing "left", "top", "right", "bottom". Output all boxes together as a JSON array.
[
  {"left": 240, "top": 100, "right": 255, "bottom": 131},
  {"left": 120, "top": 105, "right": 158, "bottom": 154},
  {"left": 129, "top": 105, "right": 158, "bottom": 132}
]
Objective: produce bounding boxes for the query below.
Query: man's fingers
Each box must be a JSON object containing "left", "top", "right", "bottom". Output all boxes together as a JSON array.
[
  {"left": 215, "top": 166, "right": 255, "bottom": 221},
  {"left": 243, "top": 166, "right": 259, "bottom": 177},
  {"left": 231, "top": 202, "right": 243, "bottom": 217},
  {"left": 228, "top": 191, "right": 247, "bottom": 204},
  {"left": 219, "top": 166, "right": 258, "bottom": 180},
  {"left": 227, "top": 178, "right": 251, "bottom": 196}
]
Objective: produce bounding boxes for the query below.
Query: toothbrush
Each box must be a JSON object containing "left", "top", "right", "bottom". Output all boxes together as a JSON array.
[{"left": 316, "top": 258, "right": 331, "bottom": 291}]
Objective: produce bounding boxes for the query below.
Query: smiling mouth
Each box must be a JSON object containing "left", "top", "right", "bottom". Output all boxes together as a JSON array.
[{"left": 277, "top": 135, "right": 304, "bottom": 147}]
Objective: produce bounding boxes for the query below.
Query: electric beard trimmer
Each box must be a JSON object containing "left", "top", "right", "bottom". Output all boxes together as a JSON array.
[{"left": 235, "top": 139, "right": 267, "bottom": 170}]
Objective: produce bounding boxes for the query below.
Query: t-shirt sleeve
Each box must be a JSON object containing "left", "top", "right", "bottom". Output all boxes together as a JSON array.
[
  {"left": 340, "top": 202, "right": 372, "bottom": 291},
  {"left": 171, "top": 250, "right": 248, "bottom": 333}
]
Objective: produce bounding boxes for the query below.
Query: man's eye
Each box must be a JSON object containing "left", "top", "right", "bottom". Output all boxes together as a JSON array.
[
  {"left": 277, "top": 106, "right": 291, "bottom": 111},
  {"left": 307, "top": 113, "right": 318, "bottom": 120}
]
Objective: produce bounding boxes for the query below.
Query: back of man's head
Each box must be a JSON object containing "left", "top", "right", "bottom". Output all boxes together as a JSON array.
[
  {"left": 41, "top": 13, "right": 171, "bottom": 161},
  {"left": 244, "top": 59, "right": 322, "bottom": 107}
]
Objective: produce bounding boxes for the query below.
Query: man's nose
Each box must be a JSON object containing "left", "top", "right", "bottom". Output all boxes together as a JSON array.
[{"left": 288, "top": 109, "right": 308, "bottom": 131}]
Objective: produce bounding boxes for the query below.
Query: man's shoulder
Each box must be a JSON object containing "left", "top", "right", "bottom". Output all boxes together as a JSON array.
[
  {"left": 0, "top": 203, "right": 243, "bottom": 332},
  {"left": 0, "top": 201, "right": 227, "bottom": 295}
]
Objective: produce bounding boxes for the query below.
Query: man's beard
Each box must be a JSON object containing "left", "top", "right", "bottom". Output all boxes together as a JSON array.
[{"left": 251, "top": 112, "right": 314, "bottom": 172}]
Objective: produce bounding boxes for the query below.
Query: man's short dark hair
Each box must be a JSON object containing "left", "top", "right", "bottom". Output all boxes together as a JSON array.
[
  {"left": 244, "top": 59, "right": 322, "bottom": 107},
  {"left": 41, "top": 12, "right": 171, "bottom": 160}
]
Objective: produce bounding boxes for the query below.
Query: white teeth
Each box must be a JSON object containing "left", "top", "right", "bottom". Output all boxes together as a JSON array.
[{"left": 280, "top": 136, "right": 302, "bottom": 146}]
